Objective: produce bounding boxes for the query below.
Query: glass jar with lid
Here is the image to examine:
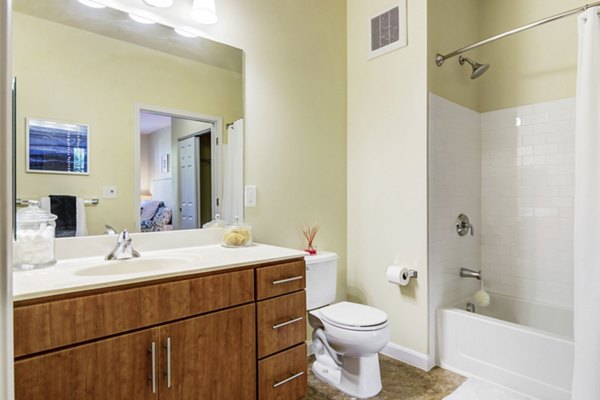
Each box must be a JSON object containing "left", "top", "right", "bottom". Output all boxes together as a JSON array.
[
  {"left": 202, "top": 213, "right": 226, "bottom": 229},
  {"left": 222, "top": 216, "right": 253, "bottom": 247},
  {"left": 14, "top": 200, "right": 58, "bottom": 270}
]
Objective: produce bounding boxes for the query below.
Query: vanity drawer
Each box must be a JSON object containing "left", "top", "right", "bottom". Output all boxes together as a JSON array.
[
  {"left": 256, "top": 260, "right": 305, "bottom": 300},
  {"left": 257, "top": 291, "right": 306, "bottom": 358},
  {"left": 258, "top": 343, "right": 307, "bottom": 400},
  {"left": 14, "top": 268, "right": 254, "bottom": 357}
]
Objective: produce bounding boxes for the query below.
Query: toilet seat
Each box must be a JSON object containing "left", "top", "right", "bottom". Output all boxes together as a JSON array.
[{"left": 318, "top": 301, "right": 388, "bottom": 331}]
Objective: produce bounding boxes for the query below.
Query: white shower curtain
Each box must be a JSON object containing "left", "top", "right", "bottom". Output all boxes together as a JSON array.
[
  {"left": 572, "top": 6, "right": 600, "bottom": 399},
  {"left": 221, "top": 119, "right": 244, "bottom": 224}
]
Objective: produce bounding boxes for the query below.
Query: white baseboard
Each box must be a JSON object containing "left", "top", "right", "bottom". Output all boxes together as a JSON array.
[
  {"left": 380, "top": 342, "right": 435, "bottom": 371},
  {"left": 307, "top": 340, "right": 434, "bottom": 372}
]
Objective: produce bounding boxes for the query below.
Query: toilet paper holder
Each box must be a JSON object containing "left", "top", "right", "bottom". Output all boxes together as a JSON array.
[
  {"left": 403, "top": 269, "right": 418, "bottom": 279},
  {"left": 386, "top": 266, "right": 418, "bottom": 286}
]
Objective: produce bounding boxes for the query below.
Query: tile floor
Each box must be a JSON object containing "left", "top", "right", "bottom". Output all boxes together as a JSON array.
[{"left": 306, "top": 354, "right": 466, "bottom": 400}]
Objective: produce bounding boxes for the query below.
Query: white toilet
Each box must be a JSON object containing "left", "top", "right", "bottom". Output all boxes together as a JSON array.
[{"left": 305, "top": 252, "right": 390, "bottom": 399}]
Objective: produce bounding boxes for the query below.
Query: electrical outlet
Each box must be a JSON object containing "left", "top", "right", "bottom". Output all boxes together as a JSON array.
[
  {"left": 103, "top": 186, "right": 117, "bottom": 199},
  {"left": 245, "top": 185, "right": 257, "bottom": 207}
]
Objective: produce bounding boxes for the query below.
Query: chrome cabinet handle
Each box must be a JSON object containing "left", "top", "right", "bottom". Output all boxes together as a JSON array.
[
  {"left": 272, "top": 316, "right": 304, "bottom": 330},
  {"left": 272, "top": 276, "right": 303, "bottom": 285},
  {"left": 164, "top": 337, "right": 172, "bottom": 388},
  {"left": 273, "top": 371, "right": 305, "bottom": 388},
  {"left": 149, "top": 342, "right": 157, "bottom": 394}
]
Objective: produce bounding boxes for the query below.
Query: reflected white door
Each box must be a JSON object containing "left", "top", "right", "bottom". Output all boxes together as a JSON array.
[{"left": 178, "top": 137, "right": 199, "bottom": 229}]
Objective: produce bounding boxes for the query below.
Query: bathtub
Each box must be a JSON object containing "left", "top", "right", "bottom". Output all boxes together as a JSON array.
[{"left": 438, "top": 293, "right": 574, "bottom": 400}]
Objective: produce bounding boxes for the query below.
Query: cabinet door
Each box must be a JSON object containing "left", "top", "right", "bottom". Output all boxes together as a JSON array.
[
  {"left": 159, "top": 303, "right": 256, "bottom": 400},
  {"left": 15, "top": 328, "right": 158, "bottom": 400}
]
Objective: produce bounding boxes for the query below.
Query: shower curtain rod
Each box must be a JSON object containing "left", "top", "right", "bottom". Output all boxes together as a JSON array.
[{"left": 435, "top": 1, "right": 600, "bottom": 66}]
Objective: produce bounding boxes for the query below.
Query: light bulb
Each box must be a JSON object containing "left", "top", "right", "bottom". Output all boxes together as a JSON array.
[
  {"left": 128, "top": 13, "right": 156, "bottom": 24},
  {"left": 191, "top": 0, "right": 218, "bottom": 24},
  {"left": 143, "top": 0, "right": 174, "bottom": 8},
  {"left": 78, "top": 0, "right": 106, "bottom": 8}
]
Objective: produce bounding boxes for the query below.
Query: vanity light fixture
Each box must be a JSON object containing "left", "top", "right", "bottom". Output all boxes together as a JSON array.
[
  {"left": 143, "top": 0, "right": 174, "bottom": 8},
  {"left": 191, "top": 0, "right": 218, "bottom": 24},
  {"left": 128, "top": 13, "right": 157, "bottom": 24},
  {"left": 78, "top": 0, "right": 106, "bottom": 8},
  {"left": 174, "top": 27, "right": 201, "bottom": 38}
]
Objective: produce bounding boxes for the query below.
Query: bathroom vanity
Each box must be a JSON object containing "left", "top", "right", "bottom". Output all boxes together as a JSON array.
[{"left": 12, "top": 242, "right": 308, "bottom": 400}]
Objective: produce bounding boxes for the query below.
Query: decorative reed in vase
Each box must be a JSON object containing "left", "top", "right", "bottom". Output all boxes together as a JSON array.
[{"left": 302, "top": 224, "right": 320, "bottom": 255}]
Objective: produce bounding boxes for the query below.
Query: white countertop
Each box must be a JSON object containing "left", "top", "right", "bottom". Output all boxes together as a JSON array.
[{"left": 13, "top": 243, "right": 307, "bottom": 302}]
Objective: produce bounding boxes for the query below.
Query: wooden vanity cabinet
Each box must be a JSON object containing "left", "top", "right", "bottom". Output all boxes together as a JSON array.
[
  {"left": 158, "top": 304, "right": 256, "bottom": 400},
  {"left": 13, "top": 258, "right": 306, "bottom": 400},
  {"left": 15, "top": 328, "right": 159, "bottom": 400},
  {"left": 14, "top": 304, "right": 256, "bottom": 400},
  {"left": 256, "top": 260, "right": 308, "bottom": 400}
]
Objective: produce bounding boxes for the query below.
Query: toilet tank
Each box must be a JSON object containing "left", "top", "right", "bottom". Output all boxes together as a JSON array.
[{"left": 305, "top": 252, "right": 338, "bottom": 310}]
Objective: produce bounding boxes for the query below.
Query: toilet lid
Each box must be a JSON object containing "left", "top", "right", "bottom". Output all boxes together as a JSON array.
[{"left": 320, "top": 301, "right": 388, "bottom": 328}]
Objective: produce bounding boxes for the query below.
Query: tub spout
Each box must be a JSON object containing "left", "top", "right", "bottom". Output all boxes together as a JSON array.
[{"left": 460, "top": 268, "right": 481, "bottom": 280}]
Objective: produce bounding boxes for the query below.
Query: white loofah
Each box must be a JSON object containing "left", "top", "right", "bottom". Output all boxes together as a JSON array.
[{"left": 474, "top": 290, "right": 490, "bottom": 307}]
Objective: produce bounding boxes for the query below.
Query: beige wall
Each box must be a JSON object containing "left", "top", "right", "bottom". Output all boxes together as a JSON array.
[
  {"left": 206, "top": 0, "right": 348, "bottom": 301},
  {"left": 428, "top": 0, "right": 481, "bottom": 111},
  {"left": 13, "top": 12, "right": 242, "bottom": 235},
  {"left": 347, "top": 0, "right": 429, "bottom": 353},
  {"left": 429, "top": 0, "right": 579, "bottom": 112},
  {"left": 479, "top": 0, "right": 579, "bottom": 112}
]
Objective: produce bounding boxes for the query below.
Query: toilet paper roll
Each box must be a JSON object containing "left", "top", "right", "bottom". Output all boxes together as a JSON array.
[{"left": 387, "top": 266, "right": 411, "bottom": 286}]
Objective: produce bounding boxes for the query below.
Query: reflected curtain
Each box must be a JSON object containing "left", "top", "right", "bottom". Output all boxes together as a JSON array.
[
  {"left": 572, "top": 6, "right": 600, "bottom": 399},
  {"left": 221, "top": 119, "right": 244, "bottom": 223}
]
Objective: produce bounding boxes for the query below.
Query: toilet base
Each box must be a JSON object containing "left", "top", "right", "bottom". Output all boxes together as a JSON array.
[{"left": 312, "top": 353, "right": 383, "bottom": 399}]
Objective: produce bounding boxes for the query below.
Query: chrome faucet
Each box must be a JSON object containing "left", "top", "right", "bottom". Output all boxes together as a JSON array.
[
  {"left": 105, "top": 230, "right": 140, "bottom": 260},
  {"left": 104, "top": 224, "right": 118, "bottom": 235},
  {"left": 460, "top": 267, "right": 481, "bottom": 280}
]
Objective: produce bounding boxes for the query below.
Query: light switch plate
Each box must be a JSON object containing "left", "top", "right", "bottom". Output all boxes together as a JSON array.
[
  {"left": 245, "top": 185, "right": 257, "bottom": 207},
  {"left": 103, "top": 186, "right": 117, "bottom": 199}
]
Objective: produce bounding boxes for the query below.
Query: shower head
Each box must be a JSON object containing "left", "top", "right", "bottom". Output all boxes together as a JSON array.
[{"left": 459, "top": 56, "right": 490, "bottom": 79}]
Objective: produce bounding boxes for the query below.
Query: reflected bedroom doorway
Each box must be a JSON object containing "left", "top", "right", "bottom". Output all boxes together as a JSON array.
[{"left": 137, "top": 107, "right": 221, "bottom": 233}]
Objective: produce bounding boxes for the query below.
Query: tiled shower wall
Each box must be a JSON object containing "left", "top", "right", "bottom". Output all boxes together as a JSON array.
[
  {"left": 428, "top": 94, "right": 481, "bottom": 361},
  {"left": 429, "top": 95, "right": 575, "bottom": 331},
  {"left": 481, "top": 98, "right": 575, "bottom": 308}
]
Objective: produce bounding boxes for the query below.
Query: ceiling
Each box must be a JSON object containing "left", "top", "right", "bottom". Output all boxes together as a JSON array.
[
  {"left": 140, "top": 112, "right": 171, "bottom": 135},
  {"left": 13, "top": 0, "right": 243, "bottom": 73}
]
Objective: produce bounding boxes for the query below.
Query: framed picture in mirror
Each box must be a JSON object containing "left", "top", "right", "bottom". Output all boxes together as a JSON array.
[{"left": 26, "top": 118, "right": 89, "bottom": 175}]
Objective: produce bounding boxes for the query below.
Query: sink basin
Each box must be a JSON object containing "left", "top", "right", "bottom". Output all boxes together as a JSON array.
[{"left": 74, "top": 256, "right": 192, "bottom": 276}]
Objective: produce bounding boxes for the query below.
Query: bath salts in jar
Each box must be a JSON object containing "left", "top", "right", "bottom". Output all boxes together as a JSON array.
[
  {"left": 222, "top": 216, "right": 253, "bottom": 247},
  {"left": 14, "top": 200, "right": 58, "bottom": 270}
]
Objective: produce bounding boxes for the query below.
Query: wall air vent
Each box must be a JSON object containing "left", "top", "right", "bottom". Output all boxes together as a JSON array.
[{"left": 369, "top": 1, "right": 407, "bottom": 60}]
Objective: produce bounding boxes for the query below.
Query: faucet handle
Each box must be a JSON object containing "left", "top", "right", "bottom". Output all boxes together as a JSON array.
[
  {"left": 118, "top": 229, "right": 131, "bottom": 243},
  {"left": 456, "top": 214, "right": 474, "bottom": 237}
]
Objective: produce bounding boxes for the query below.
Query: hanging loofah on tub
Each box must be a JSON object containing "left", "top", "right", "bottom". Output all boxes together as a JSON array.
[{"left": 474, "top": 280, "right": 490, "bottom": 307}]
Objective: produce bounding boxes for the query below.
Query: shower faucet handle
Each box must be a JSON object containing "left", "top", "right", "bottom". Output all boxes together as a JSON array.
[{"left": 456, "top": 214, "right": 474, "bottom": 236}]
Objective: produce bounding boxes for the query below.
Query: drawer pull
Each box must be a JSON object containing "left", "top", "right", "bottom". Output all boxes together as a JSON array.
[
  {"left": 149, "top": 342, "right": 157, "bottom": 394},
  {"left": 164, "top": 337, "right": 172, "bottom": 388},
  {"left": 272, "top": 276, "right": 303, "bottom": 285},
  {"left": 273, "top": 371, "right": 305, "bottom": 388},
  {"left": 272, "top": 316, "right": 304, "bottom": 330}
]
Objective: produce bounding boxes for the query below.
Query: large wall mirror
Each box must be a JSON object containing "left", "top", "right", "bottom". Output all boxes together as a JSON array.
[{"left": 12, "top": 0, "right": 244, "bottom": 237}]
